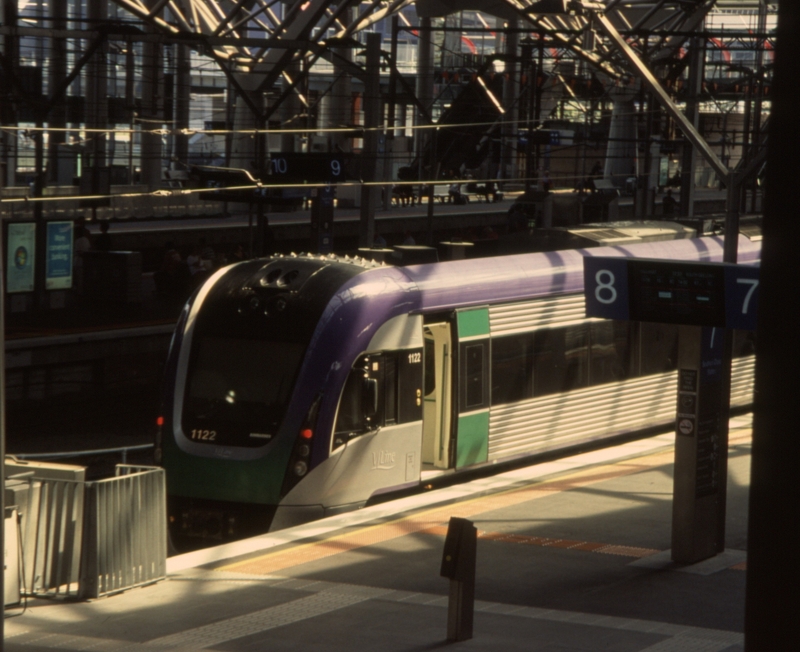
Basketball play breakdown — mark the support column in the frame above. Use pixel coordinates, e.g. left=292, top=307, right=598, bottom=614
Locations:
left=416, top=17, right=435, bottom=239
left=501, top=20, right=518, bottom=184
left=415, top=17, right=434, bottom=180
left=359, top=33, right=381, bottom=248
left=329, top=6, right=355, bottom=153
left=605, top=87, right=638, bottom=188
left=280, top=59, right=302, bottom=153
left=47, top=0, right=68, bottom=184
left=140, top=9, right=163, bottom=189
left=745, top=1, right=800, bottom=647
left=229, top=77, right=263, bottom=174
left=672, top=326, right=730, bottom=563
left=85, top=0, right=108, bottom=185
left=1, top=0, right=19, bottom=187
left=382, top=15, right=399, bottom=210
left=679, top=36, right=703, bottom=217
left=173, top=44, right=191, bottom=169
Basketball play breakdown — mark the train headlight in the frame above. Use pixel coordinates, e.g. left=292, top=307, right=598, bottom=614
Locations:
left=280, top=394, right=321, bottom=497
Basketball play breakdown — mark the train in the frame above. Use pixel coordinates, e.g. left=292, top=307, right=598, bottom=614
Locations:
left=156, top=233, right=760, bottom=545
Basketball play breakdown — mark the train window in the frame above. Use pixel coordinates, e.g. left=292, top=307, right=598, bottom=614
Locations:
left=533, top=325, right=589, bottom=397
left=461, top=341, right=489, bottom=410
left=184, top=337, right=305, bottom=446
left=334, top=353, right=403, bottom=441
left=384, top=355, right=398, bottom=425
left=589, top=321, right=634, bottom=386
left=424, top=337, right=436, bottom=397
left=640, top=322, right=679, bottom=375
left=334, top=365, right=367, bottom=435
left=491, top=334, right=532, bottom=406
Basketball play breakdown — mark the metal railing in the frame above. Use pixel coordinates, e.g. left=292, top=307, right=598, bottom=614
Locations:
left=4, top=459, right=166, bottom=600
left=79, top=465, right=167, bottom=599
left=12, top=443, right=154, bottom=464
left=21, top=477, right=84, bottom=597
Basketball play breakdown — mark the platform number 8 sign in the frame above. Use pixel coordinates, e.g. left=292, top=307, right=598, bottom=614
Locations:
left=584, top=257, right=630, bottom=320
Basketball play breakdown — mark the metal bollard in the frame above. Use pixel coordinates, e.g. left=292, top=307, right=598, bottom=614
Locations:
left=440, top=516, right=477, bottom=641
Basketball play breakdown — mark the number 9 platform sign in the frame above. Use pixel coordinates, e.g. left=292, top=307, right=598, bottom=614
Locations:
left=583, top=256, right=759, bottom=331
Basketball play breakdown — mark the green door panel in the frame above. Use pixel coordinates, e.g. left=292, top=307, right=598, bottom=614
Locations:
left=456, top=411, right=489, bottom=467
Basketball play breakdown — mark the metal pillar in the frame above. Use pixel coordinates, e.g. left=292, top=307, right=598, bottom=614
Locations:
left=359, top=32, right=381, bottom=248
left=672, top=325, right=730, bottom=563
left=280, top=60, right=301, bottom=153
left=329, top=6, right=355, bottom=154
left=1, top=0, right=19, bottom=187
left=679, top=37, right=703, bottom=218
left=86, top=0, right=108, bottom=163
left=416, top=18, right=435, bottom=242
left=501, top=20, right=518, bottom=185
left=521, top=41, right=534, bottom=192
left=745, top=0, right=800, bottom=647
left=0, top=164, right=6, bottom=638
left=174, top=44, right=191, bottom=168
left=605, top=92, right=637, bottom=188
left=47, top=0, right=68, bottom=185
left=415, top=17, right=434, bottom=180
left=382, top=15, right=399, bottom=210
left=140, top=7, right=163, bottom=189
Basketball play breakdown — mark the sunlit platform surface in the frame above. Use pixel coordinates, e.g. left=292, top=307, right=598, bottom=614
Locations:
left=4, top=414, right=753, bottom=651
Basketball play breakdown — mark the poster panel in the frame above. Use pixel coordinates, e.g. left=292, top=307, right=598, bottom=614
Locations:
left=45, top=221, right=74, bottom=290
left=6, top=222, right=36, bottom=293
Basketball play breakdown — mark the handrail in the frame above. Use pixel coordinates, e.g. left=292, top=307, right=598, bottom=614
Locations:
left=9, top=443, right=154, bottom=462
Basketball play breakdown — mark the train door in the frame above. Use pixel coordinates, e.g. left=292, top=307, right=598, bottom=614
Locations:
left=422, top=323, right=453, bottom=469
left=454, top=307, right=490, bottom=468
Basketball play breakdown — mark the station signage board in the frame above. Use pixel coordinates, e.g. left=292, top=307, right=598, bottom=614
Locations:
left=584, top=256, right=759, bottom=330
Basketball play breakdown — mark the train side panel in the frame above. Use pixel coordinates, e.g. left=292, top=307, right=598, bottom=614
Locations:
left=272, top=314, right=425, bottom=529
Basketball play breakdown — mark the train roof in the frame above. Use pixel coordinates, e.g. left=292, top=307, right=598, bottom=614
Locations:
left=394, top=234, right=761, bottom=313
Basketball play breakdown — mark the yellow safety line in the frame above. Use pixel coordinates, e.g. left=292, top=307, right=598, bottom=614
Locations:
left=219, top=429, right=752, bottom=576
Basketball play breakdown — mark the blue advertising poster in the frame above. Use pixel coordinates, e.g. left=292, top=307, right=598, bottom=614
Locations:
left=45, top=221, right=74, bottom=290
left=6, top=222, right=36, bottom=293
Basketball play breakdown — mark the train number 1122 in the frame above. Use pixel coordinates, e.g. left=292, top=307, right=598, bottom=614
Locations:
left=191, top=429, right=217, bottom=441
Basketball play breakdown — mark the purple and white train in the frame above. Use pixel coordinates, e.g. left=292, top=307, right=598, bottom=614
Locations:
left=157, top=234, right=759, bottom=544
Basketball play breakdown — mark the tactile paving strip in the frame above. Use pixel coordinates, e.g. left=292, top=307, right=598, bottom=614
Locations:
left=425, top=524, right=660, bottom=558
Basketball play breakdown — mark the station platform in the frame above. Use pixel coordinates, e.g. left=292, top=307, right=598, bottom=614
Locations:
left=3, top=414, right=753, bottom=651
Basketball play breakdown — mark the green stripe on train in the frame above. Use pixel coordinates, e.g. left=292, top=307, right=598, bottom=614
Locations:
left=457, top=307, right=490, bottom=339
left=163, top=436, right=294, bottom=504
left=456, top=411, right=489, bottom=467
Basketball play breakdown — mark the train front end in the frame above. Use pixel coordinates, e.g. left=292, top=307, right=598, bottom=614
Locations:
left=158, top=255, right=369, bottom=546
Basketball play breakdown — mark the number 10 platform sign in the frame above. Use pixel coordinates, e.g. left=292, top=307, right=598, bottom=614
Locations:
left=584, top=256, right=759, bottom=331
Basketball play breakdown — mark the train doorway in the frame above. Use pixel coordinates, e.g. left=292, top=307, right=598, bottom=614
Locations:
left=422, top=323, right=453, bottom=470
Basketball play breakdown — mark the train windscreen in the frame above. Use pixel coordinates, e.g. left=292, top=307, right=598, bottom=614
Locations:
left=183, top=337, right=306, bottom=447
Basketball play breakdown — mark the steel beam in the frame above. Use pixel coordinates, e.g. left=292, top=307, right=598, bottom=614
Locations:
left=593, top=10, right=730, bottom=182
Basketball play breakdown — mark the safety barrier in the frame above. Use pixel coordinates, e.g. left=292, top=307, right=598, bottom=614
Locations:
left=79, top=465, right=167, bottom=599
left=31, top=478, right=85, bottom=597
left=5, top=460, right=85, bottom=598
left=4, top=459, right=166, bottom=600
